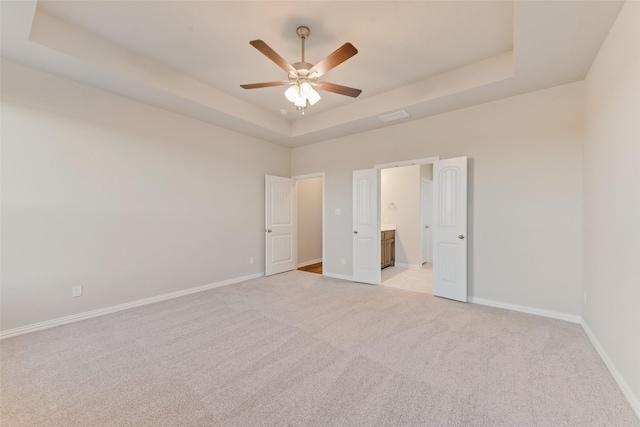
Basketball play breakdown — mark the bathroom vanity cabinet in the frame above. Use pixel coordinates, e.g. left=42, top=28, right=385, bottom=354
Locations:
left=381, top=230, right=395, bottom=269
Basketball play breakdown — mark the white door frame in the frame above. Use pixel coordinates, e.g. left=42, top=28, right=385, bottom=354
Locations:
left=292, top=172, right=325, bottom=275
left=374, top=156, right=469, bottom=302
left=375, top=157, right=441, bottom=170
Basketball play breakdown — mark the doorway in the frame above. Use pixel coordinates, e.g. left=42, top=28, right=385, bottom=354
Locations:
left=351, top=156, right=467, bottom=301
left=295, top=174, right=324, bottom=275
left=379, top=164, right=433, bottom=294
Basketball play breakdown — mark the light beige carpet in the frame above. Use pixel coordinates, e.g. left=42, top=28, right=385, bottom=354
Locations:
left=1, top=271, right=638, bottom=426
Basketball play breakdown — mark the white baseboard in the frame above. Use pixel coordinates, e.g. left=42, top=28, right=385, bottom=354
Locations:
left=468, top=296, right=582, bottom=324
left=0, top=272, right=264, bottom=340
left=322, top=272, right=353, bottom=281
left=297, top=258, right=322, bottom=268
left=394, top=263, right=422, bottom=270
left=581, top=320, right=640, bottom=420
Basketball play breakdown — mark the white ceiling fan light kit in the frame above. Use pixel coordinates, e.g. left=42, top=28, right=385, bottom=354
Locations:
left=240, top=25, right=362, bottom=115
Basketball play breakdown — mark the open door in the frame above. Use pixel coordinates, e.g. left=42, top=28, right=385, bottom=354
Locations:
left=421, top=177, right=433, bottom=264
left=352, top=169, right=381, bottom=285
left=432, top=157, right=468, bottom=302
left=265, top=175, right=296, bottom=276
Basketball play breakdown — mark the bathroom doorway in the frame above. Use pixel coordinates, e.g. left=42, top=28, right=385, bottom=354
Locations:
left=379, top=164, right=433, bottom=294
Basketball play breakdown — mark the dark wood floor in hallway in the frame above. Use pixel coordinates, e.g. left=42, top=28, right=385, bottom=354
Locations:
left=298, top=262, right=322, bottom=274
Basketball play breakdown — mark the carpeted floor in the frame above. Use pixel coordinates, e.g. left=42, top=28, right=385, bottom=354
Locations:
left=1, top=271, right=638, bottom=426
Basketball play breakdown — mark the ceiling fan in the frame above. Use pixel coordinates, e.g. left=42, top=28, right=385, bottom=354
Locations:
left=240, top=26, right=362, bottom=113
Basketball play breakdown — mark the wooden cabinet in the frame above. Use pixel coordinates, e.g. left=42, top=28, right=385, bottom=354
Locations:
left=381, top=230, right=395, bottom=269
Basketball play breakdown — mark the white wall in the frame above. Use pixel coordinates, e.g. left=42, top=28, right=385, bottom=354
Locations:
left=292, top=81, right=584, bottom=316
left=0, top=60, right=290, bottom=331
left=296, top=177, right=323, bottom=266
left=381, top=165, right=421, bottom=267
left=583, top=0, right=640, bottom=413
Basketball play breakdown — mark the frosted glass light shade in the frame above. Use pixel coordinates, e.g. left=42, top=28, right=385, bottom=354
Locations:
left=307, top=89, right=321, bottom=105
left=300, top=82, right=313, bottom=96
left=285, top=82, right=320, bottom=110
left=284, top=85, right=300, bottom=102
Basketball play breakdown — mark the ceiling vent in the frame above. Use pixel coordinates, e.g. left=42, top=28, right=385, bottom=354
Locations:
left=378, top=110, right=410, bottom=122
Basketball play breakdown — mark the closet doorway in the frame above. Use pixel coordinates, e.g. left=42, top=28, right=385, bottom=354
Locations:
left=294, top=174, right=324, bottom=275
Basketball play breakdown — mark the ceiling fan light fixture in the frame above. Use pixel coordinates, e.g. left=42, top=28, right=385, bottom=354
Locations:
left=284, top=85, right=300, bottom=102
left=242, top=26, right=361, bottom=115
left=307, top=89, right=321, bottom=105
left=299, top=81, right=313, bottom=96
left=285, top=81, right=320, bottom=108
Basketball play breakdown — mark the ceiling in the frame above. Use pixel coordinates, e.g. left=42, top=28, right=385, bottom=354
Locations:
left=1, top=1, right=624, bottom=147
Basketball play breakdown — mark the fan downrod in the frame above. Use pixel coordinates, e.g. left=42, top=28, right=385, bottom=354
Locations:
left=296, top=26, right=311, bottom=64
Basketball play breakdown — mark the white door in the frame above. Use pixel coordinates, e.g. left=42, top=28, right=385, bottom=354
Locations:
left=265, top=175, right=296, bottom=276
left=352, top=169, right=380, bottom=285
left=432, top=157, right=467, bottom=302
left=421, top=177, right=433, bottom=264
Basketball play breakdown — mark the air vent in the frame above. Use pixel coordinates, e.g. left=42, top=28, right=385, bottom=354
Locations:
left=378, top=110, right=410, bottom=122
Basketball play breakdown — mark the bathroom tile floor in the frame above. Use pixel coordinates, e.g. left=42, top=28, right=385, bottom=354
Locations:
left=381, top=263, right=432, bottom=294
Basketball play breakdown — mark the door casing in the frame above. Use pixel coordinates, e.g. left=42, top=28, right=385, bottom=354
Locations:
left=293, top=173, right=325, bottom=272
left=372, top=156, right=469, bottom=302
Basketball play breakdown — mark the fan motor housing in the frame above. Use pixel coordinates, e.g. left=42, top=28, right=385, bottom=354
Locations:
left=293, top=62, right=314, bottom=72
left=290, top=62, right=317, bottom=83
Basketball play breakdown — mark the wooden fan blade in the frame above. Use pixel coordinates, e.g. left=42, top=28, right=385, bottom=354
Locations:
left=250, top=40, right=296, bottom=74
left=317, top=81, right=362, bottom=98
left=240, top=81, right=288, bottom=89
left=309, top=43, right=358, bottom=78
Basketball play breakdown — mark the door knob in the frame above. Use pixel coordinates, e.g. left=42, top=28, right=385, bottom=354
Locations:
left=425, top=226, right=430, bottom=229
left=458, top=234, right=465, bottom=239
left=353, top=231, right=358, bottom=234
left=266, top=229, right=272, bottom=233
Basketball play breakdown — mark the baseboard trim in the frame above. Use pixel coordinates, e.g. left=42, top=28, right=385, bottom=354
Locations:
left=581, top=320, right=640, bottom=419
left=468, top=297, right=582, bottom=324
left=322, top=272, right=353, bottom=281
left=394, top=263, right=422, bottom=270
left=297, top=258, right=322, bottom=268
left=0, top=272, right=265, bottom=340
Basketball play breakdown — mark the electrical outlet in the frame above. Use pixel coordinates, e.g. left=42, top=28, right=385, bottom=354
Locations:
left=72, top=285, right=83, bottom=298
left=341, top=257, right=346, bottom=265
left=583, top=292, right=587, bottom=305
left=249, top=257, right=255, bottom=264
